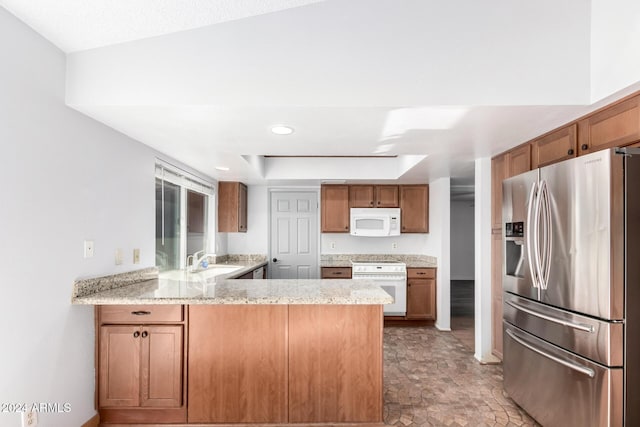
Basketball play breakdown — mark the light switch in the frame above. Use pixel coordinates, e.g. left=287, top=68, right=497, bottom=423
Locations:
left=115, top=248, right=123, bottom=265
left=133, top=248, right=140, bottom=264
left=83, top=240, right=94, bottom=258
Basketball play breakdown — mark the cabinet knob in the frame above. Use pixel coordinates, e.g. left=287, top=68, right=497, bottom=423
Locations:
left=581, top=144, right=589, bottom=150
left=377, top=201, right=380, bottom=205
left=133, top=331, right=140, bottom=338
left=141, top=331, right=148, bottom=338
left=567, top=148, right=574, bottom=155
left=345, top=226, right=348, bottom=230
left=370, top=201, right=374, bottom=206
left=131, top=310, right=151, bottom=316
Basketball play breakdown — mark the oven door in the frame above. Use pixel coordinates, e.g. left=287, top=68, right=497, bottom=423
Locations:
left=375, top=278, right=406, bottom=316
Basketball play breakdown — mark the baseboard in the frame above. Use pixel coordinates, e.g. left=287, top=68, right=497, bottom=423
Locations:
left=81, top=413, right=100, bottom=427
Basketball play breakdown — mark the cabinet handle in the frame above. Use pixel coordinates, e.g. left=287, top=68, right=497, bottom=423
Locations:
left=567, top=148, right=574, bottom=155
left=131, top=311, right=151, bottom=316
left=141, top=331, right=148, bottom=338
left=334, top=271, right=343, bottom=275
left=581, top=144, right=589, bottom=150
left=417, top=272, right=426, bottom=275
left=133, top=331, right=140, bottom=338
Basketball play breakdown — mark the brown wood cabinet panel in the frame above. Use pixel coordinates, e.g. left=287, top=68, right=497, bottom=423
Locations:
left=406, top=278, right=436, bottom=320
left=491, top=154, right=507, bottom=230
left=187, top=305, right=288, bottom=423
left=349, top=185, right=375, bottom=208
left=375, top=185, right=399, bottom=207
left=578, top=95, right=640, bottom=155
left=99, top=326, right=141, bottom=408
left=321, top=185, right=350, bottom=232
left=407, top=268, right=436, bottom=279
left=100, top=305, right=183, bottom=324
left=288, top=305, right=383, bottom=423
left=531, top=124, right=577, bottom=168
left=321, top=267, right=352, bottom=279
left=506, top=144, right=531, bottom=178
left=218, top=181, right=248, bottom=232
left=399, top=185, right=429, bottom=233
left=491, top=229, right=503, bottom=359
left=140, top=326, right=183, bottom=408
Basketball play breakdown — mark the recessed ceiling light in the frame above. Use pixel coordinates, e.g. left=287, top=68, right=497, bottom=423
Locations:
left=271, top=125, right=294, bottom=135
left=215, top=166, right=229, bottom=171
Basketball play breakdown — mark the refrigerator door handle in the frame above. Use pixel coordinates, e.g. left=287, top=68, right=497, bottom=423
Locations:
left=539, top=180, right=553, bottom=290
left=506, top=328, right=595, bottom=378
left=533, top=181, right=545, bottom=289
left=505, top=300, right=595, bottom=333
left=526, top=182, right=540, bottom=288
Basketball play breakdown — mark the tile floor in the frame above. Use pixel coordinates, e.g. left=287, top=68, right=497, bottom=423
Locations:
left=383, top=326, right=539, bottom=427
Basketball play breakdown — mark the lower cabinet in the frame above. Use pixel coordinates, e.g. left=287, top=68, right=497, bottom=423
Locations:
left=406, top=268, right=436, bottom=320
left=321, top=266, right=352, bottom=278
left=96, top=306, right=187, bottom=424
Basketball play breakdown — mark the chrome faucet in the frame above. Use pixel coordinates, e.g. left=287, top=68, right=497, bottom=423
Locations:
left=189, top=250, right=211, bottom=272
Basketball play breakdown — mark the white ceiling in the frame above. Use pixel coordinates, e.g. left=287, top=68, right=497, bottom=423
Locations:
left=4, top=0, right=640, bottom=184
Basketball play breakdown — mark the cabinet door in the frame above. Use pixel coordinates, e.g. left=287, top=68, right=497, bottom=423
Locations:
left=321, top=185, right=350, bottom=232
left=349, top=185, right=374, bottom=208
left=99, top=326, right=141, bottom=407
left=531, top=124, right=577, bottom=168
left=238, top=183, right=248, bottom=232
left=406, top=278, right=436, bottom=320
left=578, top=95, right=640, bottom=155
left=507, top=144, right=531, bottom=177
left=399, top=185, right=429, bottom=233
left=375, top=185, right=399, bottom=207
left=491, top=155, right=507, bottom=230
left=140, top=325, right=183, bottom=407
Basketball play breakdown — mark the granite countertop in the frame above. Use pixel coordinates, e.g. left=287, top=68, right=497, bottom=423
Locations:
left=320, top=254, right=438, bottom=268
left=71, top=255, right=392, bottom=306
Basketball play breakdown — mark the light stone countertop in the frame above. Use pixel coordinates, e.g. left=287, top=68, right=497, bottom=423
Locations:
left=72, top=277, right=393, bottom=305
left=320, top=254, right=437, bottom=268
left=71, top=256, right=393, bottom=305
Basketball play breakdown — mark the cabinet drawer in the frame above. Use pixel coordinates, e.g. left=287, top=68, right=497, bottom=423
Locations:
left=100, top=305, right=184, bottom=324
left=407, top=268, right=435, bottom=279
left=321, top=267, right=352, bottom=279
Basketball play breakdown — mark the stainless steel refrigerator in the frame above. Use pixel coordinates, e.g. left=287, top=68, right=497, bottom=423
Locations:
left=502, top=147, right=640, bottom=427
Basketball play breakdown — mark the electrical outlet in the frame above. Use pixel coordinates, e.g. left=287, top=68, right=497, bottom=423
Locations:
left=133, top=248, right=140, bottom=264
left=21, top=408, right=38, bottom=427
left=115, top=248, right=123, bottom=265
left=330, top=242, right=336, bottom=249
left=391, top=242, right=398, bottom=249
left=84, top=240, right=94, bottom=258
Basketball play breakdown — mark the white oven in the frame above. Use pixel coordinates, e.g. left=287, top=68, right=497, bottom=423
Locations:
left=351, top=261, right=407, bottom=316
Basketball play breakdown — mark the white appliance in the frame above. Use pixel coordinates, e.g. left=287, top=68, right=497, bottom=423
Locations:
left=351, top=260, right=407, bottom=315
left=350, top=208, right=401, bottom=237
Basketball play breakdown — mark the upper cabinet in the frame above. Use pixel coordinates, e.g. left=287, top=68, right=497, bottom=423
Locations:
left=491, top=154, right=507, bottom=230
left=218, top=182, right=248, bottom=232
left=400, top=185, right=429, bottom=233
left=578, top=94, right=640, bottom=155
left=349, top=185, right=399, bottom=208
left=531, top=124, right=578, bottom=169
left=321, top=185, right=350, bottom=233
left=506, top=144, right=531, bottom=178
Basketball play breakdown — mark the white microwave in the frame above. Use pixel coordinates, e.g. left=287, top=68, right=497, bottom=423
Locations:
left=350, top=208, right=401, bottom=236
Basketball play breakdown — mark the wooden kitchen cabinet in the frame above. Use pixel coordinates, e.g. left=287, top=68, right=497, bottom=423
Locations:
left=531, top=124, right=578, bottom=168
left=321, top=267, right=352, bottom=279
left=349, top=185, right=399, bottom=208
left=491, top=154, right=507, bottom=230
left=506, top=144, right=531, bottom=178
left=578, top=94, right=640, bottom=155
left=321, top=185, right=350, bottom=232
left=399, top=185, right=429, bottom=233
left=218, top=181, right=248, bottom=232
left=406, top=268, right=436, bottom=320
left=97, top=306, right=186, bottom=424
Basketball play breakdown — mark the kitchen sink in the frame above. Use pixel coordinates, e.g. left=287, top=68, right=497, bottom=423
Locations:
left=159, top=265, right=244, bottom=281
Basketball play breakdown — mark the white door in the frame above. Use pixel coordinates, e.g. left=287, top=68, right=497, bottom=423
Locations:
left=270, top=191, right=319, bottom=279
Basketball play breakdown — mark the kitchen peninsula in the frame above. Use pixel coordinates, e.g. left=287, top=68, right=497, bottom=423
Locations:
left=72, top=263, right=392, bottom=426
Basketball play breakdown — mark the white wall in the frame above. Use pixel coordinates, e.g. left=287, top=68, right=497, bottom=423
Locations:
left=450, top=200, right=475, bottom=280
left=0, top=8, right=213, bottom=426
left=225, top=185, right=269, bottom=255
left=591, top=0, right=640, bottom=102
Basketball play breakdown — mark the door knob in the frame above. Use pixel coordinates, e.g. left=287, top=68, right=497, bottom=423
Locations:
left=272, top=258, right=278, bottom=262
